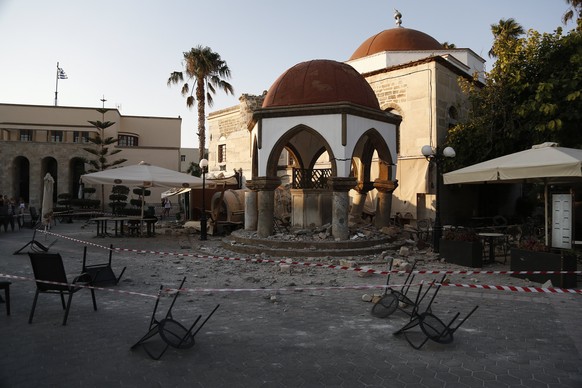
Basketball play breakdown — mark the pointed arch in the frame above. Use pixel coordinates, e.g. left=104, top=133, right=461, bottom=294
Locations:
left=266, top=124, right=337, bottom=178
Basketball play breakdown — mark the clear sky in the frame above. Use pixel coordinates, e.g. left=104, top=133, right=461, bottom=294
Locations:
left=0, top=0, right=574, bottom=148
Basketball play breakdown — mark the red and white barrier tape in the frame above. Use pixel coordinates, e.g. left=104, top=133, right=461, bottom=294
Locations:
left=440, top=282, right=582, bottom=294
left=37, top=229, right=582, bottom=277
left=0, top=273, right=157, bottom=299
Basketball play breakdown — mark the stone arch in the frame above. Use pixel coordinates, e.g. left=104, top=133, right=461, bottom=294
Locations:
left=41, top=156, right=58, bottom=202
left=265, top=124, right=337, bottom=178
left=70, top=158, right=86, bottom=198
left=13, top=156, right=30, bottom=202
left=352, top=128, right=394, bottom=183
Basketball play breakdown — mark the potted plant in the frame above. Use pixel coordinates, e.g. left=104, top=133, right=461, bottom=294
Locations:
left=510, top=236, right=577, bottom=288
left=439, top=228, right=483, bottom=267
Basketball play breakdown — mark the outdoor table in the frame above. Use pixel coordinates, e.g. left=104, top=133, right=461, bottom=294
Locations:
left=91, top=217, right=130, bottom=237
left=478, top=232, right=506, bottom=264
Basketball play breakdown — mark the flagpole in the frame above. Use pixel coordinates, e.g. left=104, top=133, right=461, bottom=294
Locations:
left=54, top=62, right=59, bottom=106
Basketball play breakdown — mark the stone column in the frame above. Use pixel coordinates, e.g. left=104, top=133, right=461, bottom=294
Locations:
left=374, top=179, right=398, bottom=228
left=349, top=181, right=375, bottom=219
left=329, top=177, right=357, bottom=240
left=249, top=177, right=281, bottom=238
left=244, top=181, right=258, bottom=231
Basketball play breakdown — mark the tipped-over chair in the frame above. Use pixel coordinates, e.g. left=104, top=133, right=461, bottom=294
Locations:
left=28, top=252, right=97, bottom=325
left=81, top=245, right=126, bottom=286
left=131, top=277, right=220, bottom=360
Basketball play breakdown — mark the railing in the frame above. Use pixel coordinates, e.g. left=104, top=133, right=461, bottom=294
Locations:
left=292, top=168, right=332, bottom=189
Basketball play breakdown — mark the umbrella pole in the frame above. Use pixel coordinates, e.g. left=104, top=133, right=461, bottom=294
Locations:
left=544, top=183, right=548, bottom=246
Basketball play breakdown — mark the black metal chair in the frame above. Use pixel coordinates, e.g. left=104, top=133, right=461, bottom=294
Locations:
left=28, top=252, right=97, bottom=325
left=131, top=277, right=220, bottom=360
left=371, top=260, right=439, bottom=319
left=13, top=225, right=57, bottom=255
left=394, top=305, right=479, bottom=350
left=81, top=245, right=126, bottom=286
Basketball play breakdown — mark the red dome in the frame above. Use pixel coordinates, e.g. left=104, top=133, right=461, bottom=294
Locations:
left=262, top=59, right=380, bottom=110
left=350, top=27, right=443, bottom=60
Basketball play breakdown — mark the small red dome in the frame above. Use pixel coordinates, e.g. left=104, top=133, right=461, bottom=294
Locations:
left=262, top=59, right=380, bottom=110
left=350, top=27, right=443, bottom=60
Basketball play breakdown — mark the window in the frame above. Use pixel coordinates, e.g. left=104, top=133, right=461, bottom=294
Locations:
left=50, top=130, right=63, bottom=142
left=73, top=131, right=90, bottom=143
left=118, top=134, right=138, bottom=147
left=218, top=144, right=226, bottom=163
left=180, top=155, right=186, bottom=162
left=20, top=129, right=32, bottom=142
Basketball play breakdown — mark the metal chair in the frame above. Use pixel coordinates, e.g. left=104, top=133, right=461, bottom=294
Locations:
left=81, top=245, right=126, bottom=286
left=131, top=277, right=220, bottom=360
left=28, top=252, right=97, bottom=325
left=394, top=305, right=479, bottom=350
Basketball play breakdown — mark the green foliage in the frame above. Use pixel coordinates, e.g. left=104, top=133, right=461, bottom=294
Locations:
left=57, top=193, right=72, bottom=207
left=445, top=19, right=582, bottom=170
left=132, top=188, right=151, bottom=197
left=83, top=108, right=127, bottom=173
left=168, top=45, right=234, bottom=165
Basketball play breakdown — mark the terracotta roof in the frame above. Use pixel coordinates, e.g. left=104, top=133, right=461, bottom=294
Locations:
left=350, top=27, right=443, bottom=60
left=262, top=59, right=380, bottom=110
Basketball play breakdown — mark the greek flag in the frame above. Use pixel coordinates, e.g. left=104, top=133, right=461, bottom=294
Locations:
left=58, top=68, right=68, bottom=79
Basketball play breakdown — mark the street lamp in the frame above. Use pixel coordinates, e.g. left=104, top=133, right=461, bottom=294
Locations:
left=421, top=145, right=456, bottom=253
left=199, top=158, right=208, bottom=241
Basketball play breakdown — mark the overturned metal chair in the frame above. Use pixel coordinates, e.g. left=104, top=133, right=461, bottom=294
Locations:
left=371, top=259, right=435, bottom=318
left=81, top=245, right=126, bottom=286
left=393, top=279, right=479, bottom=349
left=28, top=252, right=97, bottom=325
left=14, top=225, right=58, bottom=255
left=131, top=277, right=220, bottom=360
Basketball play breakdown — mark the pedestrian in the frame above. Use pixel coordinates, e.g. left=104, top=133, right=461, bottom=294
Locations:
left=163, top=198, right=171, bottom=218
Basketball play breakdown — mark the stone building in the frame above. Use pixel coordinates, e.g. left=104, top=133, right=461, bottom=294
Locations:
left=0, top=103, right=182, bottom=208
left=207, top=13, right=485, bottom=227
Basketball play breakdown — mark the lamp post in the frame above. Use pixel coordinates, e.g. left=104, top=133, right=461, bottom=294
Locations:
left=199, top=158, right=208, bottom=241
left=421, top=145, right=456, bottom=253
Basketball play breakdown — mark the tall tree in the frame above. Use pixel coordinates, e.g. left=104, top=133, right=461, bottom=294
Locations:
left=488, top=18, right=525, bottom=58
left=563, top=0, right=582, bottom=26
left=445, top=19, right=582, bottom=170
left=83, top=107, right=127, bottom=210
left=168, top=46, right=234, bottom=162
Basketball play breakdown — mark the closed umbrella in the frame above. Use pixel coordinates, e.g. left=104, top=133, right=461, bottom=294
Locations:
left=42, top=173, right=55, bottom=227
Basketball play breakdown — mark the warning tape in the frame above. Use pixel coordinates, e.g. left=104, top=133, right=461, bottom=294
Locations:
left=0, top=273, right=158, bottom=299
left=37, top=229, right=582, bottom=276
left=3, top=269, right=582, bottom=297
left=440, top=282, right=582, bottom=294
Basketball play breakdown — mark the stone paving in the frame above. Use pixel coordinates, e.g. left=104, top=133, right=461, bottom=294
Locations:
left=0, top=220, right=581, bottom=388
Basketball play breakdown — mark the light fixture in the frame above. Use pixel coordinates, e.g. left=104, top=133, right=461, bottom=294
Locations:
left=199, top=158, right=208, bottom=241
left=421, top=145, right=456, bottom=253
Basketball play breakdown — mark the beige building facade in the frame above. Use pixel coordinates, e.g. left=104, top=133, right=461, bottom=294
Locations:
left=0, top=103, right=182, bottom=208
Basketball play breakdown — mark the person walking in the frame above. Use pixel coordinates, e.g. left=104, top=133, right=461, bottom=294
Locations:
left=163, top=198, right=171, bottom=218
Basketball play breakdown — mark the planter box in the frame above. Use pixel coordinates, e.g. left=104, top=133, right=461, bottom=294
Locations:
left=439, top=239, right=483, bottom=268
left=510, top=248, right=577, bottom=288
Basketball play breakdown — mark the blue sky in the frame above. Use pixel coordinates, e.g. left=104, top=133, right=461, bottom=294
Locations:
left=0, top=0, right=574, bottom=148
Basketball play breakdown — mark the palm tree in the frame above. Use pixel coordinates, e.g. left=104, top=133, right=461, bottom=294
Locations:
left=488, top=18, right=525, bottom=58
left=168, top=46, right=234, bottom=162
left=563, top=0, right=582, bottom=25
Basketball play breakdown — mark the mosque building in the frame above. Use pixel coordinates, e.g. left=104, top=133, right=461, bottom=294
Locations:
left=207, top=12, right=485, bottom=231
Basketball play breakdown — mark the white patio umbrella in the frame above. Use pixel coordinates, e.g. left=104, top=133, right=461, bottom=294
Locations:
left=443, top=142, right=582, bottom=185
left=80, top=161, right=213, bottom=218
left=443, top=142, right=582, bottom=247
left=41, top=173, right=55, bottom=227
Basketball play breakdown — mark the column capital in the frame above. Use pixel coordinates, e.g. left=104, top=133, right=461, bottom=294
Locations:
left=374, top=179, right=398, bottom=193
left=328, top=177, right=357, bottom=192
left=246, top=176, right=281, bottom=191
left=354, top=181, right=375, bottom=194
